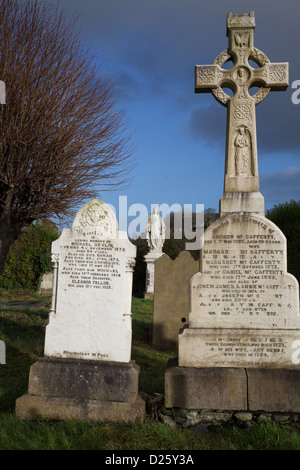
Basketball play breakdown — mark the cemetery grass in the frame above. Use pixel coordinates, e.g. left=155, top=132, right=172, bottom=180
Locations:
left=0, top=296, right=300, bottom=450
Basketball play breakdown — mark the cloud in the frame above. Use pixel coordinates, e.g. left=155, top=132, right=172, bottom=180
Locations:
left=185, top=102, right=225, bottom=147
left=260, top=166, right=300, bottom=205
left=115, top=69, right=143, bottom=100
left=38, top=0, right=300, bottom=208
left=186, top=88, right=300, bottom=156
left=256, top=93, right=300, bottom=154
left=58, top=2, right=300, bottom=106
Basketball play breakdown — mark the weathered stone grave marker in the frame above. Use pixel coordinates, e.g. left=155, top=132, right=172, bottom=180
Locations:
left=195, top=10, right=288, bottom=216
left=38, top=271, right=53, bottom=294
left=152, top=251, right=198, bottom=349
left=165, top=12, right=300, bottom=414
left=16, top=199, right=145, bottom=422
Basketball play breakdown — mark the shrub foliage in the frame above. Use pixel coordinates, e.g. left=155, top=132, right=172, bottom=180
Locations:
left=0, top=221, right=60, bottom=290
left=266, top=200, right=300, bottom=283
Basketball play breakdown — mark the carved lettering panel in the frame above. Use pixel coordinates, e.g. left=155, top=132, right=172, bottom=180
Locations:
left=190, top=214, right=300, bottom=330
left=60, top=236, right=124, bottom=291
left=179, top=327, right=300, bottom=368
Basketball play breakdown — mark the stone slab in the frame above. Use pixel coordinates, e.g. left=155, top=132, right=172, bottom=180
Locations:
left=165, top=361, right=300, bottom=413
left=178, top=327, right=300, bottom=368
left=219, top=191, right=264, bottom=216
left=38, top=272, right=53, bottom=293
left=153, top=251, right=199, bottom=349
left=248, top=368, right=300, bottom=412
left=15, top=394, right=145, bottom=423
left=44, top=199, right=136, bottom=363
left=27, top=358, right=140, bottom=403
left=165, top=358, right=247, bottom=410
left=189, top=213, right=300, bottom=330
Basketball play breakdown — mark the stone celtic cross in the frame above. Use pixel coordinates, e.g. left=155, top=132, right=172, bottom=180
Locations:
left=195, top=12, right=288, bottom=198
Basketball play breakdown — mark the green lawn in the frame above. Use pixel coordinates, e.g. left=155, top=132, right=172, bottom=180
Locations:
left=0, top=294, right=300, bottom=450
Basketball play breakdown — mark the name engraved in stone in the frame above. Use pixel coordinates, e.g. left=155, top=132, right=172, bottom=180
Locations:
left=190, top=214, right=299, bottom=329
left=203, top=333, right=289, bottom=367
left=206, top=336, right=287, bottom=358
left=60, top=236, right=123, bottom=290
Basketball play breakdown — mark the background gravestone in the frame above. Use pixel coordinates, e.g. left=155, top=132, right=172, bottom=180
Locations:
left=38, top=272, right=53, bottom=295
left=152, top=251, right=198, bottom=349
left=16, top=199, right=145, bottom=423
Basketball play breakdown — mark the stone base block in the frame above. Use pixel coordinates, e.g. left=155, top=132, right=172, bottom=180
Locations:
left=144, top=250, right=164, bottom=297
left=15, top=357, right=145, bottom=423
left=165, top=359, right=300, bottom=413
left=248, top=368, right=300, bottom=412
left=165, top=359, right=247, bottom=410
left=15, top=394, right=145, bottom=423
left=26, top=357, right=140, bottom=403
left=219, top=191, right=264, bottom=216
left=178, top=327, right=300, bottom=369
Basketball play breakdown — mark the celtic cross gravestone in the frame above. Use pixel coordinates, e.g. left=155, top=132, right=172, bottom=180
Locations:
left=195, top=11, right=288, bottom=215
left=165, top=13, right=300, bottom=416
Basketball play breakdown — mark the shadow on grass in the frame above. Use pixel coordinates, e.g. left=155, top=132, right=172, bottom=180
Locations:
left=131, top=298, right=177, bottom=397
left=1, top=298, right=300, bottom=450
left=0, top=299, right=175, bottom=410
left=0, top=299, right=177, bottom=411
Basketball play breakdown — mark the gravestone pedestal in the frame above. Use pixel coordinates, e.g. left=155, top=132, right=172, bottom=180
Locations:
left=144, top=208, right=166, bottom=299
left=16, top=200, right=145, bottom=423
left=144, top=250, right=164, bottom=299
left=219, top=191, right=265, bottom=217
left=16, top=358, right=144, bottom=423
left=166, top=212, right=300, bottom=412
left=152, top=251, right=199, bottom=349
left=166, top=361, right=300, bottom=413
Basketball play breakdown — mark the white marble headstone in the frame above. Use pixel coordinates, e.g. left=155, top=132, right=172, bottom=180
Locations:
left=44, top=199, right=136, bottom=363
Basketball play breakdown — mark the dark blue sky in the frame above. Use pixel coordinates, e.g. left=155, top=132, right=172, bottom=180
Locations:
left=46, top=0, right=300, bottom=228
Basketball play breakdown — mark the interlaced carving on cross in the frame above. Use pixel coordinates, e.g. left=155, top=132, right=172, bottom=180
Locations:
left=195, top=12, right=288, bottom=193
